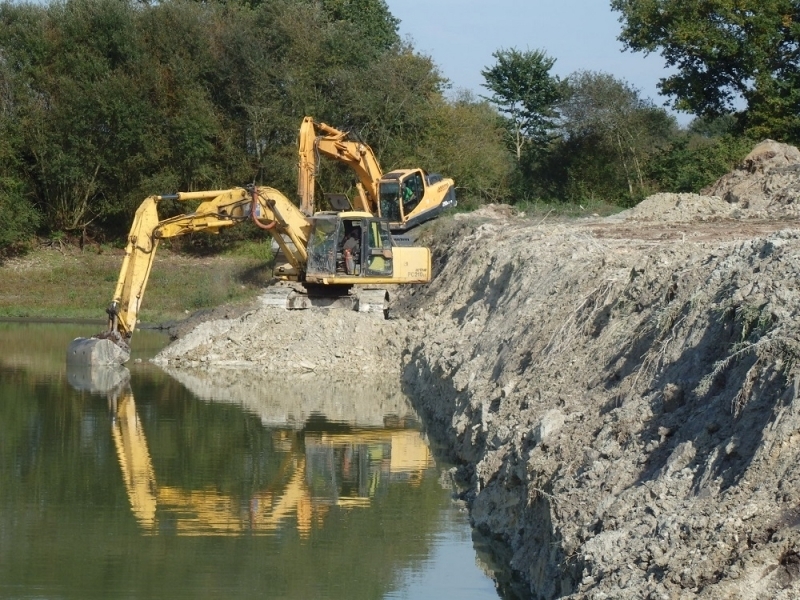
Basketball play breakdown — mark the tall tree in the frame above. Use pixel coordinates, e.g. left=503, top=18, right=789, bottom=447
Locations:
left=611, top=0, right=800, bottom=142
left=558, top=71, right=676, bottom=198
left=418, top=91, right=513, bottom=205
left=481, top=48, right=562, bottom=162
left=320, top=0, right=399, bottom=55
left=0, top=59, right=39, bottom=250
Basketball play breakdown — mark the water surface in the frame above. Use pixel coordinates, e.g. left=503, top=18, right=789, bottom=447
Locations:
left=0, top=323, right=508, bottom=599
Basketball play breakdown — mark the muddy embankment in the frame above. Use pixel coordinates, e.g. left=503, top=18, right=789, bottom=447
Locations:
left=156, top=141, right=800, bottom=599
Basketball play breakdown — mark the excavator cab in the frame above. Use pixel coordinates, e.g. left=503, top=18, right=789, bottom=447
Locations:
left=305, top=214, right=394, bottom=280
left=378, top=169, right=450, bottom=232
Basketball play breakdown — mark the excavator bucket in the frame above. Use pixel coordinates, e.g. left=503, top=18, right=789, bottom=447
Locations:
left=67, top=337, right=131, bottom=366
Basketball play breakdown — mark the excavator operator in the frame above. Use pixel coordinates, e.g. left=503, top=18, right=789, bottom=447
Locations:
left=343, top=226, right=361, bottom=275
left=402, top=173, right=423, bottom=214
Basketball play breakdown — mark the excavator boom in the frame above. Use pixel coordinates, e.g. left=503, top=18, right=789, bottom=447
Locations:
left=297, top=117, right=456, bottom=232
left=298, top=116, right=382, bottom=216
left=104, top=187, right=310, bottom=345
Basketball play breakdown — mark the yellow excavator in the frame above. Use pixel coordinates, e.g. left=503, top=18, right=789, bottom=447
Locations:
left=298, top=117, right=457, bottom=232
left=109, top=382, right=432, bottom=535
left=88, top=185, right=431, bottom=360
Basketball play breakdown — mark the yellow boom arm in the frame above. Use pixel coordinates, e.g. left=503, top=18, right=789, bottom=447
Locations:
left=297, top=116, right=457, bottom=232
left=104, top=187, right=310, bottom=345
left=298, top=116, right=383, bottom=216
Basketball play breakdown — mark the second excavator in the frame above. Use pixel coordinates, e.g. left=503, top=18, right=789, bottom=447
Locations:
left=298, top=117, right=456, bottom=232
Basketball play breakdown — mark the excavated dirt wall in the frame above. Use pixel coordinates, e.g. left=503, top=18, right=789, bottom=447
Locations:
left=155, top=141, right=800, bottom=599
left=398, top=205, right=800, bottom=599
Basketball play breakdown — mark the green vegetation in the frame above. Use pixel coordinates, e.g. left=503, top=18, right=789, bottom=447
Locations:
left=0, top=244, right=270, bottom=322
left=0, top=0, right=781, bottom=256
left=612, top=0, right=800, bottom=142
left=0, top=0, right=506, bottom=252
left=539, top=70, right=679, bottom=205
left=481, top=48, right=563, bottom=163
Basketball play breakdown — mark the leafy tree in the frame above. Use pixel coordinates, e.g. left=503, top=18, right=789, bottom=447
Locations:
left=418, top=91, right=513, bottom=205
left=647, top=133, right=753, bottom=193
left=332, top=46, right=446, bottom=163
left=557, top=71, right=676, bottom=200
left=611, top=0, right=800, bottom=142
left=481, top=48, right=562, bottom=162
left=320, top=0, right=400, bottom=55
left=0, top=48, right=39, bottom=250
left=686, top=114, right=741, bottom=138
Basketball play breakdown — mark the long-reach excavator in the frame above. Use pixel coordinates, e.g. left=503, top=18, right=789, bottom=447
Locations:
left=84, top=185, right=431, bottom=362
left=298, top=117, right=456, bottom=232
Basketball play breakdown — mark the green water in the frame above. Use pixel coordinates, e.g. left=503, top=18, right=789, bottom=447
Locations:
left=0, top=322, right=506, bottom=599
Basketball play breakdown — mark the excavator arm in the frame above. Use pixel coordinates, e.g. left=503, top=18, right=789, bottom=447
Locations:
left=297, top=116, right=457, bottom=232
left=102, top=187, right=311, bottom=348
left=298, top=116, right=383, bottom=216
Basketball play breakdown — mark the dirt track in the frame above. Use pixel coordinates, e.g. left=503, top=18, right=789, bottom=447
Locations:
left=157, top=141, right=800, bottom=599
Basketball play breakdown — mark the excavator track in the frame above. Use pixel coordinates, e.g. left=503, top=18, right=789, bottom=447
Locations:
left=259, top=283, right=388, bottom=314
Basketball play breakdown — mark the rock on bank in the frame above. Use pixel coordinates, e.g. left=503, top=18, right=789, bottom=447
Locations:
left=400, top=202, right=800, bottom=599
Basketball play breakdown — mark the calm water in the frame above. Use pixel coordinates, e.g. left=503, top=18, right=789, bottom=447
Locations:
left=0, top=322, right=509, bottom=600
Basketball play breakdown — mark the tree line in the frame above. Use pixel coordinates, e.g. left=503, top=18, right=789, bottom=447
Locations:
left=0, top=0, right=509, bottom=250
left=0, top=0, right=792, bottom=253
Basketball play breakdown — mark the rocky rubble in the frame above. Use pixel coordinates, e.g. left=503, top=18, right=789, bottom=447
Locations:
left=703, top=139, right=800, bottom=218
left=154, top=306, right=405, bottom=374
left=155, top=141, right=800, bottom=599
left=399, top=207, right=800, bottom=599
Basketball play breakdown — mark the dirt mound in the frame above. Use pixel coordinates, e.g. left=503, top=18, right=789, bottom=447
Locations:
left=610, top=140, right=800, bottom=225
left=401, top=215, right=800, bottom=599
left=704, top=139, right=800, bottom=217
left=453, top=203, right=519, bottom=221
left=611, top=192, right=738, bottom=223
left=153, top=302, right=406, bottom=374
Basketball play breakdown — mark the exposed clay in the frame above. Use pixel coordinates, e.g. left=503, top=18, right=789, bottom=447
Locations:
left=156, top=141, right=800, bottom=599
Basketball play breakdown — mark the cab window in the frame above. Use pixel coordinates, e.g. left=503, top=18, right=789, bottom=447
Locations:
left=401, top=172, right=424, bottom=214
left=306, top=217, right=339, bottom=275
left=365, top=220, right=393, bottom=276
left=379, top=181, right=401, bottom=222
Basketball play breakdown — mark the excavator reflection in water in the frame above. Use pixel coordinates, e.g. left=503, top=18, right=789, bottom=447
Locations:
left=105, top=374, right=433, bottom=536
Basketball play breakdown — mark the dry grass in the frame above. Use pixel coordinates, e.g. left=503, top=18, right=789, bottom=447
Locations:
left=0, top=245, right=272, bottom=324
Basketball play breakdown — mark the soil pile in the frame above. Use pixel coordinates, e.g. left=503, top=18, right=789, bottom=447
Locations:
left=704, top=139, right=800, bottom=218
left=609, top=193, right=738, bottom=222
left=154, top=140, right=800, bottom=599
left=153, top=305, right=405, bottom=375
left=400, top=213, right=800, bottom=599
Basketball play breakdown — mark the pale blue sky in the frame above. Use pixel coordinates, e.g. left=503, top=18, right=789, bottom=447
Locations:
left=386, top=0, right=691, bottom=125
